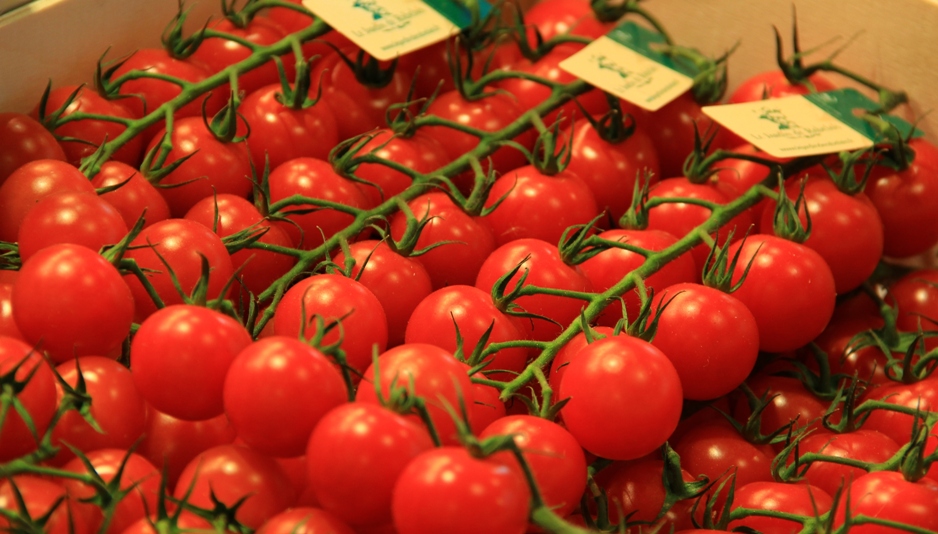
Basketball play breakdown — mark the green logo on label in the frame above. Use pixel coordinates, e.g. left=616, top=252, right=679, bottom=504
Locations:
left=353, top=0, right=391, bottom=20
left=758, top=108, right=793, bottom=130
left=594, top=54, right=630, bottom=79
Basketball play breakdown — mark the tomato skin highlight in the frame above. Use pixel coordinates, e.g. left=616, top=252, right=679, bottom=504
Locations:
left=0, top=112, right=66, bottom=184
left=558, top=335, right=683, bottom=460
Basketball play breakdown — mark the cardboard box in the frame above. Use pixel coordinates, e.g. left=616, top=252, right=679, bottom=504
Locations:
left=1, top=0, right=935, bottom=140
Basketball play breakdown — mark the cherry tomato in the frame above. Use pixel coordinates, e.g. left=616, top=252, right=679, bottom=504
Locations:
left=187, top=17, right=285, bottom=97
left=223, top=336, right=347, bottom=458
left=131, top=304, right=252, bottom=421
left=392, top=447, right=531, bottom=534
left=0, top=112, right=66, bottom=184
left=0, top=476, right=90, bottom=534
left=0, top=159, right=94, bottom=242
left=17, top=191, right=128, bottom=261
left=728, top=70, right=837, bottom=104
left=790, top=429, right=900, bottom=497
left=351, top=128, right=449, bottom=208
left=13, top=243, right=133, bottom=363
left=558, top=335, right=683, bottom=460
left=255, top=507, right=355, bottom=534
left=0, top=337, right=56, bottom=462
left=90, top=161, right=171, bottom=229
left=832, top=471, right=938, bottom=534
left=729, top=481, right=833, bottom=534
left=595, top=457, right=697, bottom=530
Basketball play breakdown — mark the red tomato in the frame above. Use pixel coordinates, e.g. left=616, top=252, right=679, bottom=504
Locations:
left=272, top=273, right=388, bottom=376
left=255, top=507, right=355, bottom=534
left=267, top=157, right=370, bottom=251
left=239, top=82, right=339, bottom=172
left=120, top=512, right=211, bottom=534
left=174, top=444, right=296, bottom=529
left=759, top=175, right=884, bottom=293
left=0, top=284, right=24, bottom=340
left=727, top=234, right=836, bottom=352
left=0, top=476, right=91, bottom=534
left=62, top=449, right=161, bottom=534
left=123, top=218, right=235, bottom=320
left=594, top=457, right=697, bottom=530
left=469, top=373, right=507, bottom=433
left=187, top=17, right=285, bottom=97
left=734, top=374, right=829, bottom=440
left=548, top=326, right=616, bottom=393
left=563, top=116, right=661, bottom=224
left=646, top=176, right=753, bottom=269
left=136, top=407, right=236, bottom=488
left=12, top=243, right=133, bottom=363
left=888, top=268, right=938, bottom=336
left=650, top=282, right=760, bottom=400
left=861, top=378, right=938, bottom=445
left=50, top=357, right=146, bottom=464
left=404, top=285, right=530, bottom=381
left=578, top=228, right=698, bottom=327
left=355, top=343, right=474, bottom=446
left=523, top=0, right=613, bottom=40
left=483, top=164, right=598, bottom=246
left=17, top=191, right=128, bottom=261
left=351, top=128, right=449, bottom=208
left=0, top=159, right=94, bottom=242
left=90, top=161, right=171, bottom=229
left=183, top=194, right=297, bottom=298
left=131, top=304, right=252, bottom=420
left=558, top=335, right=683, bottom=460
left=0, top=337, right=56, bottom=461
left=223, top=336, right=347, bottom=458
left=728, top=70, right=837, bottom=104
left=392, top=447, right=531, bottom=534
left=259, top=0, right=352, bottom=80
left=32, top=84, right=143, bottom=167
left=0, top=112, right=66, bottom=184
left=388, top=192, right=497, bottom=289
left=305, top=403, right=434, bottom=527
left=475, top=238, right=592, bottom=342
left=480, top=415, right=587, bottom=519
left=144, top=116, right=253, bottom=217
left=791, top=430, right=900, bottom=497
left=729, top=481, right=833, bottom=534
left=833, top=471, right=938, bottom=534
left=333, top=240, right=433, bottom=347
left=645, top=92, right=736, bottom=179
left=864, top=138, right=938, bottom=258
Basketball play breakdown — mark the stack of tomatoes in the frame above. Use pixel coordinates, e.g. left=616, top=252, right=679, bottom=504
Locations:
left=1, top=0, right=937, bottom=532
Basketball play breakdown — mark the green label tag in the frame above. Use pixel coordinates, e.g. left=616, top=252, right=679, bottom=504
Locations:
left=303, top=0, right=491, bottom=60
left=559, top=21, right=694, bottom=111
left=804, top=88, right=922, bottom=141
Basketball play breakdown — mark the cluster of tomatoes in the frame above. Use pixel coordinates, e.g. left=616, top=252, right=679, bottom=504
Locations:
left=2, top=0, right=938, bottom=532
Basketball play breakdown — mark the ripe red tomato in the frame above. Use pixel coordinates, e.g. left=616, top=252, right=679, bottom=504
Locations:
left=0, top=113, right=66, bottom=184
left=790, top=429, right=900, bottom=497
left=734, top=373, right=829, bottom=440
left=32, top=84, right=143, bottom=167
left=123, top=218, right=235, bottom=320
left=174, top=444, right=296, bottom=529
left=267, top=157, right=370, bottom=251
left=0, top=337, right=56, bottom=462
left=13, top=243, right=133, bottom=363
left=351, top=128, right=449, bottom=208
left=388, top=192, right=497, bottom=288
left=727, top=234, right=836, bottom=352
left=578, top=228, right=698, bottom=327
left=548, top=325, right=616, bottom=393
left=864, top=138, right=938, bottom=258
left=90, top=161, right=171, bottom=229
left=187, top=17, right=285, bottom=97
left=0, top=476, right=91, bottom=534
left=650, top=282, right=760, bottom=400
left=523, top=0, right=613, bottom=40
left=50, top=356, right=147, bottom=465
left=392, top=447, right=531, bottom=534
left=728, top=70, right=837, bottom=104
left=404, top=285, right=530, bottom=381
left=833, top=471, right=938, bottom=534
left=223, top=336, right=347, bottom=458
left=558, top=335, right=683, bottom=460
left=333, top=240, right=433, bottom=347
left=729, top=481, right=833, bottom=534
left=131, top=304, right=252, bottom=421
left=17, top=191, right=128, bottom=261
left=239, top=82, right=339, bottom=172
left=594, top=457, right=697, bottom=530
left=272, top=273, right=388, bottom=376
left=355, top=343, right=474, bottom=446
left=645, top=92, right=736, bottom=179
left=475, top=238, right=592, bottom=342
left=0, top=284, right=24, bottom=340
left=861, top=378, right=938, bottom=445
left=255, top=507, right=355, bottom=534
left=135, top=407, right=236, bottom=488
left=0, top=159, right=95, bottom=242
left=483, top=164, right=598, bottom=246
left=144, top=116, right=253, bottom=217
left=759, top=175, right=884, bottom=293
left=305, top=403, right=434, bottom=528
left=480, top=415, right=587, bottom=519
left=61, top=449, right=161, bottom=534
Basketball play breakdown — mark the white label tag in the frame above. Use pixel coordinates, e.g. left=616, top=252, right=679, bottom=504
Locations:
left=559, top=35, right=694, bottom=112
left=703, top=96, right=874, bottom=158
left=302, top=0, right=461, bottom=61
